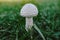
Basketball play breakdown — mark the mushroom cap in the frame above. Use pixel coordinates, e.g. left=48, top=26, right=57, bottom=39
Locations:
left=20, top=3, right=38, bottom=17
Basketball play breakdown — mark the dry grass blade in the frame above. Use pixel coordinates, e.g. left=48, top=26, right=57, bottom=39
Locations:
left=34, top=24, right=46, bottom=40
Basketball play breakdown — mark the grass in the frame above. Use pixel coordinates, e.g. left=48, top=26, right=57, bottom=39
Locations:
left=0, top=0, right=60, bottom=40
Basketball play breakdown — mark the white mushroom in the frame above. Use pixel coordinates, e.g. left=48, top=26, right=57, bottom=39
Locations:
left=20, top=3, right=38, bottom=31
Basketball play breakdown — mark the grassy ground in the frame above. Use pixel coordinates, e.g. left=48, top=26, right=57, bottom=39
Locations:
left=0, top=0, right=60, bottom=40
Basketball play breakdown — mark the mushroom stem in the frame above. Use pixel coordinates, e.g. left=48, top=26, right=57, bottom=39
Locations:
left=25, top=17, right=33, bottom=31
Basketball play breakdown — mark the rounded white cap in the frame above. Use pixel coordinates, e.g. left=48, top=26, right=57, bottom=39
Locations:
left=20, top=3, right=38, bottom=17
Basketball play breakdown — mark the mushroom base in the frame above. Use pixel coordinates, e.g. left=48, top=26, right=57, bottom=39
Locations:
left=25, top=17, right=33, bottom=31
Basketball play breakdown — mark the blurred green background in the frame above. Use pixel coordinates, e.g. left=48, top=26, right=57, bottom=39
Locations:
left=0, top=0, right=60, bottom=40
